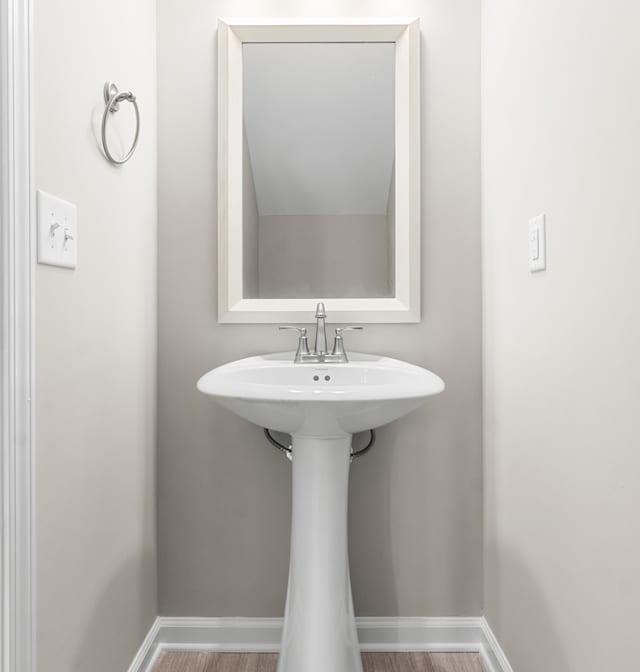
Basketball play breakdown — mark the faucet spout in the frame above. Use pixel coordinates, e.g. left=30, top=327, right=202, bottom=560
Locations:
left=314, top=302, right=327, bottom=355
left=279, top=302, right=363, bottom=364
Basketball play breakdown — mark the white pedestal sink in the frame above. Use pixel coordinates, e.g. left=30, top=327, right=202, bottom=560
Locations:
left=197, top=352, right=444, bottom=672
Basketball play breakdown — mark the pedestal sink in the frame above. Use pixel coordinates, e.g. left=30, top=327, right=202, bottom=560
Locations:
left=197, top=351, right=444, bottom=672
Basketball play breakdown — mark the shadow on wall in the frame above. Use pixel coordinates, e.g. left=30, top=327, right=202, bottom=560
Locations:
left=349, top=396, right=481, bottom=618
left=486, top=544, right=570, bottom=672
left=70, top=435, right=157, bottom=672
left=71, top=549, right=156, bottom=672
left=349, top=422, right=398, bottom=617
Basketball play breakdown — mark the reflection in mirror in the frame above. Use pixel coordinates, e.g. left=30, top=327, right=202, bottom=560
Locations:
left=242, top=42, right=395, bottom=299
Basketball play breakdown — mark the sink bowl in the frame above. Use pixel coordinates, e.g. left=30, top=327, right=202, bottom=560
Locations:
left=197, top=351, right=444, bottom=437
left=197, top=351, right=444, bottom=672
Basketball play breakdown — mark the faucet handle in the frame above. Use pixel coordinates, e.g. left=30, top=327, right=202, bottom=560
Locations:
left=279, top=326, right=307, bottom=335
left=331, top=326, right=364, bottom=358
left=334, top=326, right=364, bottom=337
left=279, top=326, right=310, bottom=360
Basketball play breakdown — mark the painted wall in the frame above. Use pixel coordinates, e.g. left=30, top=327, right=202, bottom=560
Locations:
left=243, top=127, right=259, bottom=299
left=34, top=0, right=157, bottom=670
left=482, top=1, right=640, bottom=669
left=242, top=41, right=395, bottom=217
left=387, top=164, right=396, bottom=293
left=256, top=214, right=392, bottom=299
left=157, top=0, right=481, bottom=617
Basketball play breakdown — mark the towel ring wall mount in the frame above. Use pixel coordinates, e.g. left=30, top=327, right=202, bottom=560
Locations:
left=101, top=81, right=140, bottom=165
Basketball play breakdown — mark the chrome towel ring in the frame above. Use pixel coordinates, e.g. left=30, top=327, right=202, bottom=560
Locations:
left=101, top=82, right=140, bottom=165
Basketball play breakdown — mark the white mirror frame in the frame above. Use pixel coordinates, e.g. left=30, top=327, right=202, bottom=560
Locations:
left=218, top=17, right=420, bottom=323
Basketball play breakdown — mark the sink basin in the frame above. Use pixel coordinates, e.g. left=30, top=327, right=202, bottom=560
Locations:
left=197, top=351, right=444, bottom=437
left=197, top=352, right=444, bottom=672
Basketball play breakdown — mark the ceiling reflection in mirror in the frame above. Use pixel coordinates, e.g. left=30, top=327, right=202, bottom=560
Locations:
left=242, top=42, right=395, bottom=299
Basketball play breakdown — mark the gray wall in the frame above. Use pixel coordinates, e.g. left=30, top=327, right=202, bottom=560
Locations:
left=482, top=0, right=640, bottom=669
left=256, top=214, right=392, bottom=299
left=387, top=164, right=396, bottom=288
left=243, top=127, right=259, bottom=298
left=157, top=0, right=481, bottom=617
left=34, top=0, right=158, bottom=670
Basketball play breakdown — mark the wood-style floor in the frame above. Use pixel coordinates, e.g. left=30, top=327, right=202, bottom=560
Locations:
left=153, top=651, right=485, bottom=672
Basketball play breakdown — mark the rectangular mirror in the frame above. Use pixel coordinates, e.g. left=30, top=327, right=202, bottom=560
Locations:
left=218, top=18, right=420, bottom=323
left=242, top=41, right=396, bottom=301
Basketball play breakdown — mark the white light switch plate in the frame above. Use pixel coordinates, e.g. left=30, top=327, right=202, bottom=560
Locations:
left=528, top=213, right=546, bottom=272
left=37, top=190, right=77, bottom=269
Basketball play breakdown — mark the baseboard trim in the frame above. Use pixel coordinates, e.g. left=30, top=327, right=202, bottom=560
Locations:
left=127, top=618, right=162, bottom=672
left=130, top=616, right=513, bottom=672
left=479, top=618, right=514, bottom=672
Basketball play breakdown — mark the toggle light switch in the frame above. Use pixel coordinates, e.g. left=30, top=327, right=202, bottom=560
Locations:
left=37, top=190, right=77, bottom=269
left=528, top=214, right=546, bottom=272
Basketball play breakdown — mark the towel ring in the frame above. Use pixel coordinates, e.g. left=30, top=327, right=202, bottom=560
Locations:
left=101, top=82, right=140, bottom=165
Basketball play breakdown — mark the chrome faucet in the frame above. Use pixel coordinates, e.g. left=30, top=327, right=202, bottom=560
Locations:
left=279, top=303, right=363, bottom=364
left=313, top=302, right=328, bottom=356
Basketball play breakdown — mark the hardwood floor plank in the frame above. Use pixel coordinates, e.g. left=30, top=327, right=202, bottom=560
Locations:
left=202, top=652, right=278, bottom=672
left=153, top=651, right=209, bottom=672
left=361, top=652, right=484, bottom=672
left=362, top=651, right=426, bottom=672
left=153, top=651, right=485, bottom=672
left=422, top=652, right=485, bottom=672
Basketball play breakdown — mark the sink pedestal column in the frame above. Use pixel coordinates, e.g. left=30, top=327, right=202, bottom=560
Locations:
left=277, top=435, right=362, bottom=672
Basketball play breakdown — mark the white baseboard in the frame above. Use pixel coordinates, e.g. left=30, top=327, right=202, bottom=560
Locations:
left=129, top=616, right=512, bottom=672
left=479, top=618, right=514, bottom=672
left=127, top=618, right=162, bottom=672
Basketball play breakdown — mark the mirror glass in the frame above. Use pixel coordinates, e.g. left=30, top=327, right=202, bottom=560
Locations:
left=242, top=42, right=395, bottom=299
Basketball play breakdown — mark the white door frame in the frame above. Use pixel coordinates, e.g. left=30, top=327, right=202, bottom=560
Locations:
left=0, top=0, right=35, bottom=670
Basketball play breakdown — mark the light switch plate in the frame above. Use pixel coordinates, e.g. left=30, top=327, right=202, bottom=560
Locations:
left=528, top=213, right=546, bottom=272
left=37, top=190, right=77, bottom=269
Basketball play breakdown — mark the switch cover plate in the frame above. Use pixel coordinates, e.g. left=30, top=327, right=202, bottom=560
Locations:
left=37, top=190, right=77, bottom=269
left=528, top=213, right=546, bottom=272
